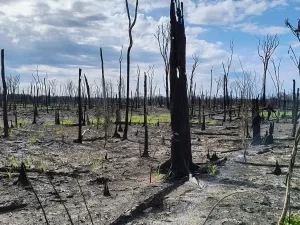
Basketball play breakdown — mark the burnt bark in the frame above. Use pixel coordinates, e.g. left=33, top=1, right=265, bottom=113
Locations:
left=76, top=68, right=83, bottom=143
left=167, top=0, right=197, bottom=178
left=1, top=49, right=9, bottom=137
left=142, top=73, right=149, bottom=157
left=84, top=74, right=92, bottom=109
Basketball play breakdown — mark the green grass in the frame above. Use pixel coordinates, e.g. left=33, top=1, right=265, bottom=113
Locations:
left=208, top=165, right=217, bottom=176
left=91, top=114, right=171, bottom=126
left=17, top=119, right=29, bottom=128
left=29, top=137, right=38, bottom=144
left=61, top=119, right=75, bottom=125
left=284, top=212, right=300, bottom=225
left=261, top=111, right=292, bottom=119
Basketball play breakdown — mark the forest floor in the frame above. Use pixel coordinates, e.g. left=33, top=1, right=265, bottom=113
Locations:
left=0, top=107, right=299, bottom=225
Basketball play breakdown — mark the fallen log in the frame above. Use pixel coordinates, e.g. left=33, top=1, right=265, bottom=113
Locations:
left=0, top=167, right=89, bottom=177
left=0, top=203, right=27, bottom=214
left=109, top=180, right=185, bottom=225
left=192, top=132, right=239, bottom=136
left=234, top=161, right=300, bottom=168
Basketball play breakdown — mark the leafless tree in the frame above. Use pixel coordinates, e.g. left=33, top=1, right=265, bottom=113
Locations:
left=154, top=22, right=170, bottom=109
left=188, top=54, right=200, bottom=102
left=214, top=76, right=222, bottom=98
left=268, top=57, right=283, bottom=109
left=147, top=65, right=155, bottom=107
left=287, top=45, right=300, bottom=76
left=135, top=65, right=140, bottom=108
left=222, top=40, right=234, bottom=122
left=123, top=0, right=138, bottom=140
left=257, top=34, right=279, bottom=106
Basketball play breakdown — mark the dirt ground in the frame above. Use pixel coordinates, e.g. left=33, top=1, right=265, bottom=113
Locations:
left=0, top=107, right=299, bottom=225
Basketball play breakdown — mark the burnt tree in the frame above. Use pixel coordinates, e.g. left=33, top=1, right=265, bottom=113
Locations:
left=84, top=74, right=92, bottom=109
left=142, top=72, right=149, bottom=157
left=76, top=68, right=83, bottom=143
left=123, top=0, right=138, bottom=140
left=1, top=49, right=9, bottom=137
left=167, top=0, right=198, bottom=178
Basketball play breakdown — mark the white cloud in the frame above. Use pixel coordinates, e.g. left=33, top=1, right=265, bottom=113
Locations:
left=185, top=0, right=287, bottom=25
left=232, top=23, right=289, bottom=35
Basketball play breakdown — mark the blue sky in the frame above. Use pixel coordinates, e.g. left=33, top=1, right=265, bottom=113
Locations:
left=0, top=0, right=299, bottom=97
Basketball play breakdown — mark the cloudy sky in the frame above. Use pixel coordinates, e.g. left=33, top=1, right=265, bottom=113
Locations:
left=0, top=0, right=300, bottom=97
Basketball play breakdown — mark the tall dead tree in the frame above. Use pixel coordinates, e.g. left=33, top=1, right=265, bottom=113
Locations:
left=118, top=45, right=123, bottom=110
left=77, top=68, right=83, bottom=143
left=123, top=0, right=138, bottom=140
left=84, top=75, right=92, bottom=109
left=1, top=49, right=9, bottom=137
left=209, top=67, right=213, bottom=109
left=222, top=41, right=233, bottom=122
left=188, top=54, right=200, bottom=102
left=269, top=57, right=283, bottom=109
left=166, top=0, right=197, bottom=178
left=100, top=48, right=109, bottom=147
left=257, top=34, right=279, bottom=106
left=142, top=72, right=149, bottom=157
left=154, top=22, right=171, bottom=109
left=135, top=65, right=140, bottom=108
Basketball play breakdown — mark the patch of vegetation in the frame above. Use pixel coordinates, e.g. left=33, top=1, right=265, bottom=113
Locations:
left=61, top=119, right=75, bottom=126
left=10, top=156, right=20, bottom=169
left=154, top=167, right=163, bottom=182
left=45, top=122, right=55, bottom=127
left=207, top=120, right=216, bottom=126
left=39, top=157, right=47, bottom=173
left=26, top=157, right=32, bottom=169
left=208, top=165, right=217, bottom=176
left=284, top=212, right=300, bottom=225
left=92, top=158, right=104, bottom=171
left=7, top=170, right=13, bottom=180
left=29, top=137, right=38, bottom=144
left=18, top=119, right=29, bottom=128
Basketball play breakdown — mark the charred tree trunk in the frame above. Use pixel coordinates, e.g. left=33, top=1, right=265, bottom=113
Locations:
left=292, top=80, right=296, bottom=125
left=252, top=98, right=261, bottom=145
left=165, top=0, right=197, bottom=178
left=123, top=0, right=138, bottom=140
left=84, top=75, right=92, bottom=109
left=292, top=87, right=299, bottom=137
left=1, top=49, right=9, bottom=137
left=76, top=69, right=83, bottom=143
left=142, top=73, right=149, bottom=157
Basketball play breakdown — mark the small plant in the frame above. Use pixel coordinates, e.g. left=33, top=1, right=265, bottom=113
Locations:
left=55, top=129, right=62, bottom=136
left=39, top=158, right=47, bottom=173
left=29, top=137, right=38, bottom=144
left=38, top=131, right=45, bottom=140
left=284, top=212, right=300, bottom=225
left=154, top=167, right=163, bottom=182
left=92, top=158, right=103, bottom=171
left=61, top=119, right=74, bottom=126
left=7, top=169, right=13, bottom=180
left=208, top=120, right=216, bottom=126
left=208, top=165, right=217, bottom=176
left=18, top=119, right=29, bottom=128
left=8, top=128, right=13, bottom=136
left=26, top=157, right=32, bottom=169
left=10, top=156, right=20, bottom=169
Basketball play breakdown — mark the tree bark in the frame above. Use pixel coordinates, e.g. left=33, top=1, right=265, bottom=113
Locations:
left=142, top=72, right=149, bottom=157
left=123, top=0, right=138, bottom=140
left=1, top=49, right=9, bottom=137
left=77, top=68, right=83, bottom=143
left=168, top=0, right=197, bottom=178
